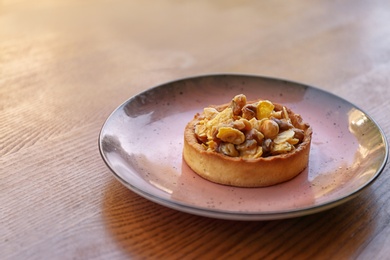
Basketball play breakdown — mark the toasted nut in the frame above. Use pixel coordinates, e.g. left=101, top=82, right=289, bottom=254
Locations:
left=239, top=147, right=258, bottom=158
left=274, top=129, right=295, bottom=144
left=236, top=139, right=258, bottom=152
left=271, top=117, right=293, bottom=131
left=206, top=107, right=233, bottom=130
left=245, top=128, right=264, bottom=143
left=219, top=143, right=239, bottom=157
left=241, top=146, right=264, bottom=159
left=282, top=106, right=290, bottom=120
left=242, top=104, right=257, bottom=120
left=216, top=126, right=245, bottom=144
left=260, top=119, right=279, bottom=139
left=293, top=128, right=305, bottom=142
left=272, top=142, right=293, bottom=154
left=206, top=125, right=219, bottom=140
left=233, top=118, right=252, bottom=131
left=206, top=140, right=219, bottom=151
left=203, top=107, right=219, bottom=119
left=257, top=100, right=274, bottom=119
left=195, top=124, right=207, bottom=143
left=288, top=138, right=300, bottom=145
left=262, top=138, right=273, bottom=155
left=249, top=118, right=260, bottom=131
left=252, top=146, right=264, bottom=158
left=233, top=120, right=245, bottom=130
left=230, top=94, right=247, bottom=116
left=271, top=110, right=283, bottom=119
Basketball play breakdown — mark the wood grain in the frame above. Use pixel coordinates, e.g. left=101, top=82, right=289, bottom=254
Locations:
left=1, top=0, right=390, bottom=259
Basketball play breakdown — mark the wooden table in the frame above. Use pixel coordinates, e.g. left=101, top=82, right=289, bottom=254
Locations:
left=2, top=0, right=390, bottom=259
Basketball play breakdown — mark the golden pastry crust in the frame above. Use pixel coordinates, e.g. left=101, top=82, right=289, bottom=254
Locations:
left=183, top=95, right=312, bottom=187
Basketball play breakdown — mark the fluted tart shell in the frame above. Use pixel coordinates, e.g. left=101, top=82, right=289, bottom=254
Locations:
left=183, top=102, right=312, bottom=187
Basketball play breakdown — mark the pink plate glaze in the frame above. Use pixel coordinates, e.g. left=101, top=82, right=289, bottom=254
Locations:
left=99, top=74, right=388, bottom=220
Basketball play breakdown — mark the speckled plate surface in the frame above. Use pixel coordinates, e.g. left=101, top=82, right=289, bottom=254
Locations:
left=99, top=74, right=388, bottom=221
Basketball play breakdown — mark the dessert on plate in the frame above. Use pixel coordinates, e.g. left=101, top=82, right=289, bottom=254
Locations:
left=183, top=94, right=312, bottom=187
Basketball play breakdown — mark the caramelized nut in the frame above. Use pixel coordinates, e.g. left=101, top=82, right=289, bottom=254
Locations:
left=203, top=107, right=219, bottom=119
left=245, top=128, right=264, bottom=143
left=272, top=142, right=293, bottom=154
left=216, top=126, right=245, bottom=144
left=230, top=94, right=247, bottom=116
left=282, top=106, right=290, bottom=120
left=219, top=143, right=239, bottom=157
left=271, top=117, right=293, bottom=131
left=273, top=129, right=295, bottom=144
left=271, top=110, right=283, bottom=119
left=262, top=138, right=273, bottom=155
left=236, top=139, right=258, bottom=152
left=260, top=119, right=279, bottom=139
left=206, top=140, right=219, bottom=151
left=242, top=104, right=257, bottom=120
left=195, top=124, right=207, bottom=143
left=257, top=100, right=274, bottom=119
left=233, top=118, right=252, bottom=131
left=251, top=146, right=264, bottom=159
left=293, top=128, right=305, bottom=142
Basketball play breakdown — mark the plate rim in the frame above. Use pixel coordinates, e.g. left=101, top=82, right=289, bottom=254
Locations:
left=98, top=73, right=389, bottom=220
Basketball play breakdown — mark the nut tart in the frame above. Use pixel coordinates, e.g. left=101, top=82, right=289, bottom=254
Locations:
left=183, top=94, right=312, bottom=187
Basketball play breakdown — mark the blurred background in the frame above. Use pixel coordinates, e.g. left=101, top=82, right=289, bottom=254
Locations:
left=3, top=0, right=390, bottom=95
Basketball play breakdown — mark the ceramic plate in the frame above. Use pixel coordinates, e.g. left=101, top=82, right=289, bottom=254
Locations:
left=99, top=74, right=388, bottom=221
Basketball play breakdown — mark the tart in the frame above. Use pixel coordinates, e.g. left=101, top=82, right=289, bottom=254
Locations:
left=183, top=94, right=312, bottom=187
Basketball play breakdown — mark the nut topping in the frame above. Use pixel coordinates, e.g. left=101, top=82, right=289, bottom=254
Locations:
left=193, top=94, right=306, bottom=158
